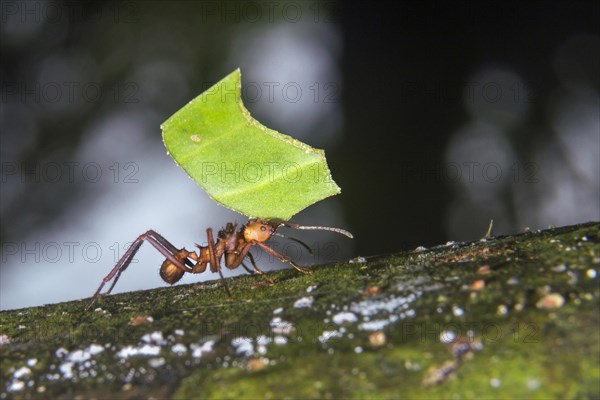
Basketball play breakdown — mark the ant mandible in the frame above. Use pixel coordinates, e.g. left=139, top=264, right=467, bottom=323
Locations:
left=86, top=219, right=352, bottom=310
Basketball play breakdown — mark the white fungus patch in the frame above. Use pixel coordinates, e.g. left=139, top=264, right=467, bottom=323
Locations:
left=273, top=336, right=288, bottom=345
left=55, top=348, right=68, bottom=358
left=332, top=312, right=358, bottom=325
left=117, top=344, right=161, bottom=359
left=87, top=344, right=104, bottom=355
left=452, top=306, right=465, bottom=317
left=440, top=330, right=457, bottom=344
left=294, top=296, right=314, bottom=308
left=7, top=380, right=25, bottom=392
left=141, top=331, right=167, bottom=345
left=358, top=320, right=391, bottom=331
left=272, top=307, right=283, bottom=314
left=270, top=317, right=294, bottom=335
left=350, top=294, right=418, bottom=317
left=318, top=330, right=343, bottom=343
left=231, top=337, right=254, bottom=356
left=26, top=358, right=37, bottom=367
left=174, top=329, right=185, bottom=336
left=13, top=367, right=31, bottom=379
left=171, top=344, right=187, bottom=354
left=67, top=350, right=90, bottom=363
left=148, top=358, right=166, bottom=368
left=256, top=335, right=272, bottom=354
left=306, top=285, right=317, bottom=293
left=191, top=340, right=215, bottom=359
left=58, top=362, right=74, bottom=379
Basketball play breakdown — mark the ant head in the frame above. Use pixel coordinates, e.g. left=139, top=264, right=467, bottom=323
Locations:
left=243, top=219, right=276, bottom=243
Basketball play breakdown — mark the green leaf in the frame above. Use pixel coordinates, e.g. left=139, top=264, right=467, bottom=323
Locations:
left=161, top=68, right=341, bottom=220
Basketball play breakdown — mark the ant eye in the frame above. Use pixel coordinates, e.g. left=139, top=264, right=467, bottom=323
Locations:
left=260, top=226, right=266, bottom=232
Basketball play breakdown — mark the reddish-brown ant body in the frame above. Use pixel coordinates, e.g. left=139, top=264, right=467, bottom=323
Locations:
left=87, top=219, right=352, bottom=309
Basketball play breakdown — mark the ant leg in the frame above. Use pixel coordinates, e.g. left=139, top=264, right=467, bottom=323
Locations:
left=86, top=230, right=192, bottom=310
left=255, top=242, right=311, bottom=274
left=207, top=228, right=232, bottom=298
left=105, top=247, right=138, bottom=295
left=240, top=262, right=254, bottom=274
left=247, top=252, right=266, bottom=274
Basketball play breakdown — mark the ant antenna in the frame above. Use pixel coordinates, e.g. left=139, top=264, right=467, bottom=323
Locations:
left=281, top=222, right=354, bottom=239
left=273, top=232, right=314, bottom=254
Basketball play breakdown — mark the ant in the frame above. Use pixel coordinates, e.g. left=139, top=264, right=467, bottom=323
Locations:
left=86, top=219, right=352, bottom=310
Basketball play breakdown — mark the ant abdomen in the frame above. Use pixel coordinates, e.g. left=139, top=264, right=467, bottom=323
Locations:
left=159, top=259, right=184, bottom=284
left=159, top=249, right=189, bottom=284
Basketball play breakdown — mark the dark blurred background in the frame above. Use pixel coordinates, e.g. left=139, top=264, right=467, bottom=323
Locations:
left=1, top=0, right=598, bottom=310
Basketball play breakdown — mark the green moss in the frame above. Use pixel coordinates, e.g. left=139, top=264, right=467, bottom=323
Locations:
left=1, top=222, right=598, bottom=399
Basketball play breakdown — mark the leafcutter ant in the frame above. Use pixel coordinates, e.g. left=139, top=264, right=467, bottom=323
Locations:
left=86, top=219, right=352, bottom=310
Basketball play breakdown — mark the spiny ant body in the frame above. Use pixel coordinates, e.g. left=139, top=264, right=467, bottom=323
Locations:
left=87, top=219, right=352, bottom=310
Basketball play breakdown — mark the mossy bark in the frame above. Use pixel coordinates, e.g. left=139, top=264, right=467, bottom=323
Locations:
left=1, top=222, right=599, bottom=399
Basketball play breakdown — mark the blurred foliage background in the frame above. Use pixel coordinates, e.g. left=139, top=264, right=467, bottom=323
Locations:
left=1, top=0, right=598, bottom=309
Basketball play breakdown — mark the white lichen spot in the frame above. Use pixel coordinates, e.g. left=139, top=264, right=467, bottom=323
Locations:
left=191, top=340, right=215, bottom=359
left=59, top=362, right=74, bottom=379
left=270, top=317, right=294, bottom=335
left=231, top=337, right=254, bottom=356
left=87, top=344, right=104, bottom=355
left=13, top=367, right=31, bottom=379
left=67, top=350, right=90, bottom=363
left=55, top=348, right=68, bottom=358
left=117, top=344, right=161, bottom=359
left=586, top=269, right=597, bottom=279
left=497, top=304, right=508, bottom=315
left=306, top=285, right=317, bottom=293
left=332, top=312, right=358, bottom=325
left=354, top=346, right=363, bottom=354
left=174, top=329, right=185, bottom=336
left=490, top=377, right=501, bottom=388
left=26, top=358, right=37, bottom=367
left=439, top=330, right=457, bottom=344
left=141, top=331, right=167, bottom=346
left=452, top=305, right=464, bottom=317
left=0, top=335, right=10, bottom=345
left=148, top=357, right=166, bottom=368
left=349, top=256, right=367, bottom=264
left=256, top=335, right=272, bottom=346
left=171, top=343, right=187, bottom=354
left=358, top=320, right=391, bottom=331
left=552, top=264, right=567, bottom=272
left=272, top=307, right=283, bottom=314
left=274, top=336, right=288, bottom=345
left=415, top=246, right=427, bottom=252
left=7, top=380, right=25, bottom=392
left=318, top=330, right=343, bottom=343
left=294, top=296, right=314, bottom=308
left=527, top=378, right=541, bottom=390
